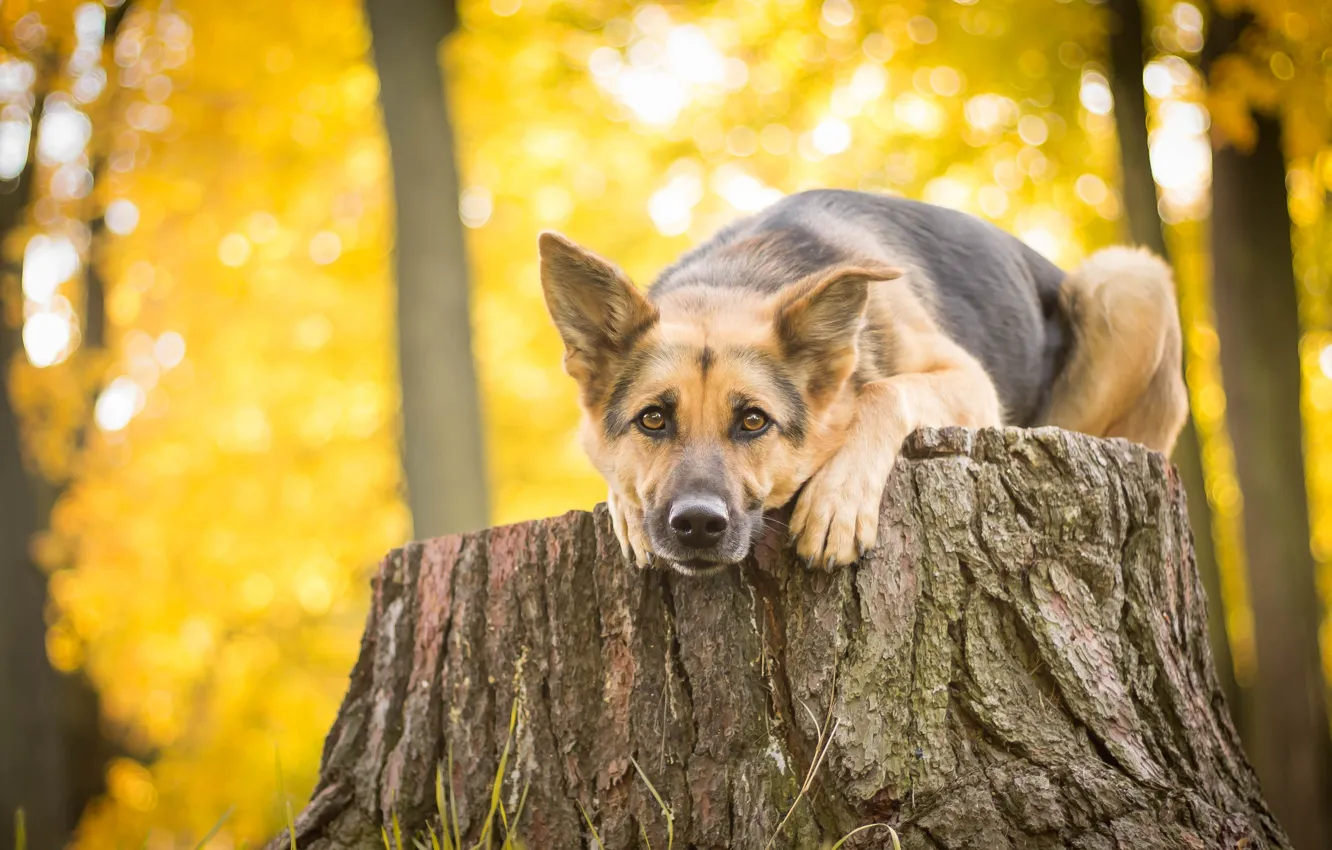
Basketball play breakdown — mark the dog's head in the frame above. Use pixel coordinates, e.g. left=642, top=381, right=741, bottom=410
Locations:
left=539, top=232, right=899, bottom=575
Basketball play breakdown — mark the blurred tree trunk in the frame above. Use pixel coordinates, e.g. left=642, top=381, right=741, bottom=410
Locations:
left=365, top=0, right=489, bottom=539
left=0, top=162, right=69, bottom=850
left=1, top=8, right=134, bottom=841
left=1105, top=0, right=1237, bottom=710
left=1203, top=9, right=1332, bottom=848
left=267, top=429, right=1285, bottom=850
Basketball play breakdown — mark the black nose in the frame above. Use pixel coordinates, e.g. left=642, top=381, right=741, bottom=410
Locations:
left=669, top=498, right=729, bottom=548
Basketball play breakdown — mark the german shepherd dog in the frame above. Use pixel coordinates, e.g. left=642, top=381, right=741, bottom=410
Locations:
left=539, top=190, right=1187, bottom=575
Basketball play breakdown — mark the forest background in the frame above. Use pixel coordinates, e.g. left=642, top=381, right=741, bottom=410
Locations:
left=2, top=0, right=1331, bottom=846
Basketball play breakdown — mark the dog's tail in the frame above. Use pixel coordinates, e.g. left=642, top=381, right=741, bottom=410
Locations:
left=1041, top=246, right=1188, bottom=454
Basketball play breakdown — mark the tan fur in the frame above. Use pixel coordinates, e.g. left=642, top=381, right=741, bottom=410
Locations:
left=588, top=310, right=841, bottom=567
left=541, top=231, right=1187, bottom=574
left=589, top=273, right=878, bottom=569
left=788, top=282, right=1002, bottom=565
left=1041, top=247, right=1188, bottom=454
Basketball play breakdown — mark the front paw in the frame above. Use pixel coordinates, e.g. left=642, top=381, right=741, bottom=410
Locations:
left=607, top=489, right=653, bottom=568
left=789, top=451, right=892, bottom=570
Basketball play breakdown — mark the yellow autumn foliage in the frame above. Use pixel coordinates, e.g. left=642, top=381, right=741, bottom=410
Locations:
left=1207, top=0, right=1331, bottom=158
left=0, top=0, right=1323, bottom=847
left=44, top=0, right=407, bottom=844
left=457, top=0, right=1121, bottom=525
left=1204, top=0, right=1332, bottom=688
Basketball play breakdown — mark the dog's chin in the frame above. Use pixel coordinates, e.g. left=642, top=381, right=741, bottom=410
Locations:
left=665, top=558, right=732, bottom=578
left=649, top=539, right=749, bottom=577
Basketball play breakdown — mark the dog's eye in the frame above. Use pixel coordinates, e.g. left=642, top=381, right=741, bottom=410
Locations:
left=740, top=409, right=768, bottom=432
left=638, top=408, right=667, bottom=432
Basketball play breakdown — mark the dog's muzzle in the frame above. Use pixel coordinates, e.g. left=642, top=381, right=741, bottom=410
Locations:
left=647, top=493, right=755, bottom=575
left=668, top=496, right=729, bottom=549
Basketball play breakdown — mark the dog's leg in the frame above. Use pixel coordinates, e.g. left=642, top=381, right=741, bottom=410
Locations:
left=607, top=488, right=653, bottom=568
left=791, top=347, right=1002, bottom=569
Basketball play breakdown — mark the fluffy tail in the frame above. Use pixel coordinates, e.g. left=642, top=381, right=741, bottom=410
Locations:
left=1042, top=246, right=1188, bottom=454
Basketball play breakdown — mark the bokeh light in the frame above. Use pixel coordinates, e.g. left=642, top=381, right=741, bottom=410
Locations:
left=0, top=0, right=1325, bottom=845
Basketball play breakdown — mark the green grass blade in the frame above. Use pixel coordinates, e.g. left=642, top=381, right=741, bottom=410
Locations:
left=509, top=782, right=530, bottom=838
left=392, top=810, right=405, bottom=850
left=192, top=806, right=235, bottom=850
left=477, top=698, right=520, bottom=849
left=628, top=756, right=674, bottom=850
left=15, top=809, right=25, bottom=850
left=829, top=824, right=897, bottom=850
left=285, top=802, right=298, bottom=850
left=381, top=826, right=392, bottom=850
left=767, top=676, right=843, bottom=850
left=434, top=765, right=454, bottom=850
left=576, top=801, right=606, bottom=850
left=275, top=748, right=298, bottom=850
left=499, top=780, right=530, bottom=850
left=448, top=744, right=462, bottom=850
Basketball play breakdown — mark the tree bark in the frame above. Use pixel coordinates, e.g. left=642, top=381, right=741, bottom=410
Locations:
left=1208, top=117, right=1331, bottom=850
left=365, top=0, right=489, bottom=539
left=0, top=361, right=69, bottom=849
left=1203, top=9, right=1332, bottom=847
left=1105, top=0, right=1235, bottom=707
left=269, top=428, right=1285, bottom=850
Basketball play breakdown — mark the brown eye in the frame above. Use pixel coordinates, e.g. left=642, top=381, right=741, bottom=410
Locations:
left=741, top=410, right=768, bottom=432
left=638, top=408, right=667, bottom=431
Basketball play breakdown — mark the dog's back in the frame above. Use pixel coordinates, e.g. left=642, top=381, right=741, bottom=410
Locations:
left=651, top=190, right=1071, bottom=426
left=540, top=188, right=1186, bottom=570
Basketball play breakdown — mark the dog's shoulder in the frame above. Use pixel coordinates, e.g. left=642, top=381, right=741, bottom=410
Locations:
left=649, top=193, right=857, bottom=299
left=648, top=189, right=1061, bottom=297
left=645, top=190, right=1072, bottom=426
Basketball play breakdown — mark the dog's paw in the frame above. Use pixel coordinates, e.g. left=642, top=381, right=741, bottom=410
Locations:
left=608, top=489, right=653, bottom=568
left=789, top=450, right=892, bottom=570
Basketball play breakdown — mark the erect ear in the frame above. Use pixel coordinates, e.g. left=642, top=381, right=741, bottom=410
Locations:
left=772, top=263, right=902, bottom=398
left=539, top=231, right=658, bottom=385
left=773, top=263, right=902, bottom=356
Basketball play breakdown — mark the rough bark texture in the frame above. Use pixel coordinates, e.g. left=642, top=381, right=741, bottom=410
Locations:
left=366, top=0, right=490, bottom=539
left=1203, top=9, right=1332, bottom=847
left=269, top=427, right=1284, bottom=850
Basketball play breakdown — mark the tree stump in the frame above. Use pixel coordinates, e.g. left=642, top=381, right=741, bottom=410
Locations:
left=268, top=428, right=1287, bottom=849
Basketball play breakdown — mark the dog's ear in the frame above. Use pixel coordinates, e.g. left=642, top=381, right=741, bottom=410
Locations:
left=772, top=263, right=902, bottom=398
left=539, top=232, right=658, bottom=386
left=773, top=263, right=902, bottom=356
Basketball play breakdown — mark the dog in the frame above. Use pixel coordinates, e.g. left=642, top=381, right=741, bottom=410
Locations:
left=539, top=190, right=1187, bottom=575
